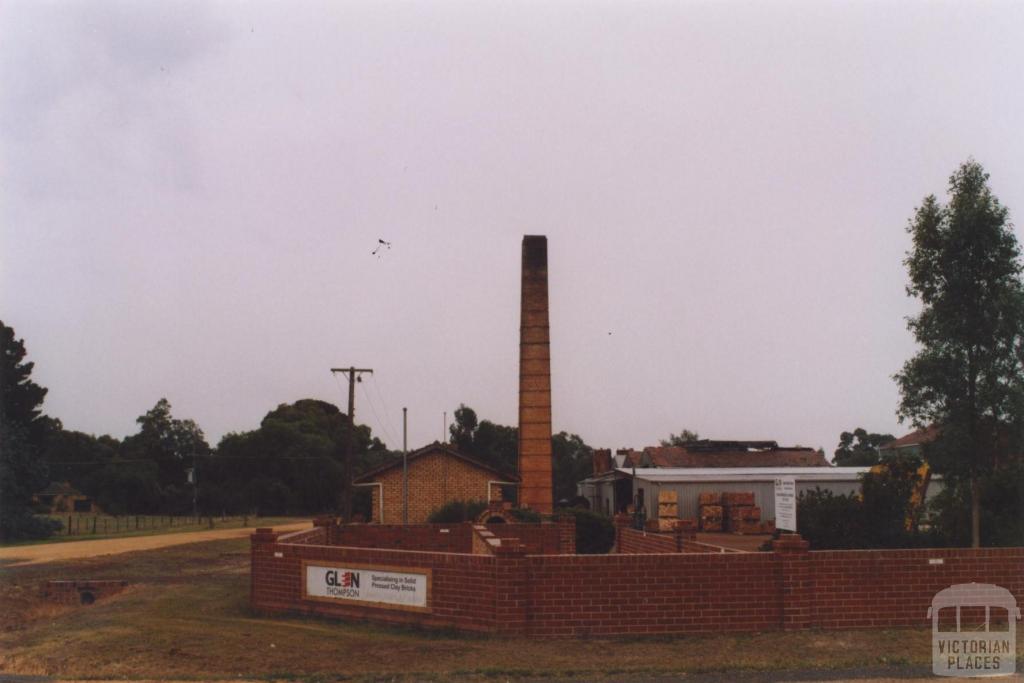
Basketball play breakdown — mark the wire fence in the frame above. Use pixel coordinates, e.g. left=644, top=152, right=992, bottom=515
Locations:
left=46, top=514, right=258, bottom=537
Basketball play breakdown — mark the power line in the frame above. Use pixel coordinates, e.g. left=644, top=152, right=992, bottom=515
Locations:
left=358, top=378, right=395, bottom=446
left=369, top=374, right=399, bottom=444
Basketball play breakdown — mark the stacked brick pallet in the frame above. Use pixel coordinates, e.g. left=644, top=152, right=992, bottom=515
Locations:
left=646, top=490, right=694, bottom=532
left=698, top=492, right=724, bottom=532
left=722, top=491, right=760, bottom=533
left=647, top=491, right=679, bottom=532
left=699, top=490, right=773, bottom=534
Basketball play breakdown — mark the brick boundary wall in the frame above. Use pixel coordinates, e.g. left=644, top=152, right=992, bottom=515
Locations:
left=251, top=526, right=1024, bottom=638
left=485, top=519, right=573, bottom=555
left=317, top=519, right=575, bottom=556
left=618, top=527, right=679, bottom=554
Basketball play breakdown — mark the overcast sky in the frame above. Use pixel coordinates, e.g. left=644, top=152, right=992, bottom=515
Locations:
left=4, top=1, right=1024, bottom=459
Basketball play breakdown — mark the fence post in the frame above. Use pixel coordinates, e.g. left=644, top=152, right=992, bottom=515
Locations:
left=773, top=533, right=812, bottom=631
left=67, top=516, right=72, bottom=535
left=92, top=516, right=97, bottom=534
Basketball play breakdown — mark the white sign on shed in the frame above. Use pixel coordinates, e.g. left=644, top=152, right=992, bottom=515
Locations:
left=774, top=477, right=797, bottom=531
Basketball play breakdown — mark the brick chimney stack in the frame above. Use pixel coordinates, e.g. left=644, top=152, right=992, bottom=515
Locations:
left=518, top=235, right=553, bottom=514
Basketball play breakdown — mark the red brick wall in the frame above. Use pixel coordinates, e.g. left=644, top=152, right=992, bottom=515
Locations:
left=277, top=527, right=328, bottom=545
left=618, top=527, right=678, bottom=554
left=809, top=547, right=1024, bottom=629
left=252, top=528, right=1024, bottom=638
left=251, top=529, right=498, bottom=632
left=485, top=521, right=569, bottom=555
left=526, top=552, right=781, bottom=637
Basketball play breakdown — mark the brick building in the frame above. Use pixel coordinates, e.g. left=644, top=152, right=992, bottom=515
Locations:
left=32, top=481, right=99, bottom=514
left=354, top=443, right=519, bottom=523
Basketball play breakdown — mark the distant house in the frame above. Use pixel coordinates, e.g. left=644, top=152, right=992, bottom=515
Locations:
left=354, top=442, right=519, bottom=524
left=33, top=482, right=99, bottom=514
left=879, top=426, right=941, bottom=458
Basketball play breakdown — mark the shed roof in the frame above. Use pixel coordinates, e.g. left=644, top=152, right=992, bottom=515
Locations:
left=622, top=466, right=873, bottom=483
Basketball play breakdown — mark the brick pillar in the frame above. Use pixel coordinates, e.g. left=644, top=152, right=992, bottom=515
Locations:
left=518, top=235, right=553, bottom=514
left=773, top=533, right=812, bottom=630
left=492, top=541, right=529, bottom=635
left=557, top=516, right=576, bottom=554
left=614, top=513, right=632, bottom=553
left=673, top=524, right=695, bottom=552
left=250, top=528, right=279, bottom=606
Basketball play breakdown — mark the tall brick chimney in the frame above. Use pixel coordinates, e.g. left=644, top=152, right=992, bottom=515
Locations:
left=518, top=235, right=553, bottom=514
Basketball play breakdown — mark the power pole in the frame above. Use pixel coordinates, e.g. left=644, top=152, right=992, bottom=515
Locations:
left=330, top=366, right=373, bottom=521
left=402, top=407, right=408, bottom=525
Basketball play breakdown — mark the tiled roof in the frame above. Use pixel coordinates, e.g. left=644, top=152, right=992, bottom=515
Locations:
left=36, top=481, right=81, bottom=496
left=881, top=426, right=941, bottom=450
left=641, top=445, right=830, bottom=468
left=354, top=442, right=520, bottom=483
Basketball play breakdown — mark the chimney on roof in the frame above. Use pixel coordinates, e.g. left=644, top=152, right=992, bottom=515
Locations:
left=518, top=235, right=553, bottom=514
left=592, top=449, right=612, bottom=476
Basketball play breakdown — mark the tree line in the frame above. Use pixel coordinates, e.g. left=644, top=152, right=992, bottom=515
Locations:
left=0, top=321, right=594, bottom=540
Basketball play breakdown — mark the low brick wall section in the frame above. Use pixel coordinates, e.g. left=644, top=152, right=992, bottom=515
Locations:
left=321, top=520, right=575, bottom=555
left=527, top=552, right=780, bottom=636
left=811, top=547, right=1024, bottom=630
left=251, top=529, right=503, bottom=632
left=485, top=519, right=573, bottom=555
left=277, top=527, right=328, bottom=545
left=327, top=523, right=474, bottom=553
left=251, top=527, right=1024, bottom=638
left=680, top=539, right=745, bottom=554
left=618, top=527, right=679, bottom=554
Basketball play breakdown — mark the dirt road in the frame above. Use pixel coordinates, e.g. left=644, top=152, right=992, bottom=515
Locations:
left=0, top=522, right=310, bottom=567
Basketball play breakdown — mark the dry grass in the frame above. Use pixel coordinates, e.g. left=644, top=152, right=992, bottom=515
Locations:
left=1, top=538, right=1018, bottom=681
left=4, top=515, right=302, bottom=547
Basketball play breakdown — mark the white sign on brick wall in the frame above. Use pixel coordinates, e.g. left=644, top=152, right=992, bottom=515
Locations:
left=774, top=477, right=797, bottom=532
left=305, top=563, right=429, bottom=610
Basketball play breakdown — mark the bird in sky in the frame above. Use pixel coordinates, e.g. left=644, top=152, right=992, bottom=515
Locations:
left=372, top=239, right=392, bottom=257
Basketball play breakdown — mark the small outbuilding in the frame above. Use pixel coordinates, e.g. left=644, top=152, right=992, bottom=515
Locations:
left=354, top=442, right=519, bottom=524
left=32, top=481, right=99, bottom=514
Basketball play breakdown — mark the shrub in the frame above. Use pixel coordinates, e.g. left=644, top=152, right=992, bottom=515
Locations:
left=557, top=508, right=615, bottom=554
left=797, top=487, right=866, bottom=549
left=427, top=499, right=488, bottom=523
left=0, top=510, right=62, bottom=541
left=507, top=507, right=542, bottom=523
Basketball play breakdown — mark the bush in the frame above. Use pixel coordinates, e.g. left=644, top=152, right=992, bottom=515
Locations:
left=427, top=499, right=488, bottom=523
left=797, top=455, right=935, bottom=549
left=558, top=509, right=615, bottom=554
left=507, top=507, right=542, bottom=523
left=0, top=510, right=61, bottom=541
left=797, top=487, right=866, bottom=549
left=927, top=463, right=1024, bottom=547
